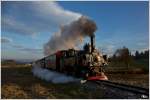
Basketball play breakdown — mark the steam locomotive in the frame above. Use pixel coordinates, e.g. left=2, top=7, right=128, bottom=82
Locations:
left=34, top=34, right=108, bottom=80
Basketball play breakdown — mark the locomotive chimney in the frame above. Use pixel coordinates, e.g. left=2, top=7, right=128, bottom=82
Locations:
left=91, top=34, right=95, bottom=53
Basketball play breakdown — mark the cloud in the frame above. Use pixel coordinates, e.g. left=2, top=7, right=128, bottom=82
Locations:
left=130, top=47, right=149, bottom=55
left=12, top=44, right=42, bottom=53
left=1, top=38, right=42, bottom=54
left=2, top=1, right=81, bottom=36
left=4, top=42, right=43, bottom=54
left=11, top=44, right=24, bottom=49
left=137, top=42, right=147, bottom=46
left=98, top=44, right=116, bottom=57
left=20, top=48, right=42, bottom=53
left=139, top=47, right=149, bottom=53
left=1, top=37, right=12, bottom=43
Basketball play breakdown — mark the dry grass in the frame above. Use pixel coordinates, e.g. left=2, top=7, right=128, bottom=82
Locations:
left=1, top=64, right=149, bottom=99
left=106, top=73, right=149, bottom=89
left=105, top=65, right=149, bottom=88
left=1, top=65, right=103, bottom=99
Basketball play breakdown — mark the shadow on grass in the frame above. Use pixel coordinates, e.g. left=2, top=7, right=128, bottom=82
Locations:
left=1, top=66, right=60, bottom=98
left=1, top=66, right=103, bottom=99
left=2, top=67, right=39, bottom=84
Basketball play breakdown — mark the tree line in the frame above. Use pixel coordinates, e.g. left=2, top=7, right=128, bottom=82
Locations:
left=134, top=50, right=149, bottom=60
left=109, top=46, right=149, bottom=68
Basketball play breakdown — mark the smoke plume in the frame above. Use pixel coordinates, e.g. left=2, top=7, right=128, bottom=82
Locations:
left=32, top=64, right=79, bottom=83
left=44, top=16, right=97, bottom=55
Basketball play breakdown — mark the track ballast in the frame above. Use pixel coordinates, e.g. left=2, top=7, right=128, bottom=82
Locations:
left=89, top=80, right=149, bottom=99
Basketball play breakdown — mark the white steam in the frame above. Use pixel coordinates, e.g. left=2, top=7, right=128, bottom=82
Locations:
left=32, top=64, right=79, bottom=83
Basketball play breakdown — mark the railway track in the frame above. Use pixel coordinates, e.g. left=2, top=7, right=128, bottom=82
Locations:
left=90, top=80, right=149, bottom=99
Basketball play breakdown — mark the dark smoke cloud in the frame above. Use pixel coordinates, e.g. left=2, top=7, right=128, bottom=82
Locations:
left=44, top=16, right=97, bottom=55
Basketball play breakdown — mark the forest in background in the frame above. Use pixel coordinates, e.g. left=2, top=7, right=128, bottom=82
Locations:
left=107, top=46, right=149, bottom=74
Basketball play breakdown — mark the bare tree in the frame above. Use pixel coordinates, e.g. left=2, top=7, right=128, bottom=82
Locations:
left=114, top=46, right=131, bottom=69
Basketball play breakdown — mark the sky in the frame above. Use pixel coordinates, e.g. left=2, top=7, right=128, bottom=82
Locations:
left=1, top=1, right=149, bottom=61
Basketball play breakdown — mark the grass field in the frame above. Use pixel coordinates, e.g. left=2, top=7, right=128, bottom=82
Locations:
left=1, top=64, right=149, bottom=99
left=1, top=65, right=104, bottom=99
left=105, top=58, right=149, bottom=88
left=106, top=73, right=149, bottom=88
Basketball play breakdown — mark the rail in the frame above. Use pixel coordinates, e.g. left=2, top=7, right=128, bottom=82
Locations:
left=90, top=80, right=149, bottom=98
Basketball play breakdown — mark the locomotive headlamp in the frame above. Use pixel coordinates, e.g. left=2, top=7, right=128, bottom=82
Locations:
left=97, top=56, right=101, bottom=61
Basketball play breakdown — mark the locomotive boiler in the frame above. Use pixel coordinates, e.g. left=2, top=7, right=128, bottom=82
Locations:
left=34, top=34, right=108, bottom=80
